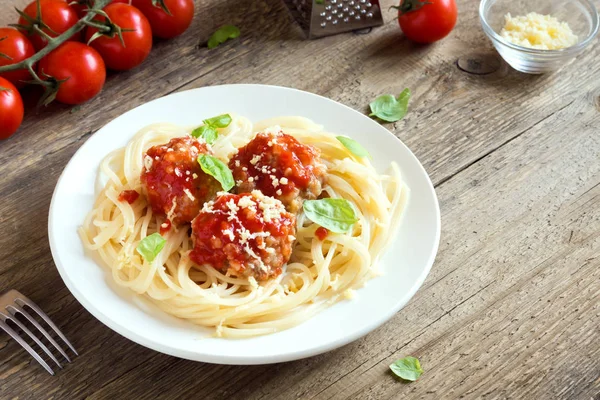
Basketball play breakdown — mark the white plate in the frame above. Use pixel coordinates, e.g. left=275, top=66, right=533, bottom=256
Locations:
left=48, top=84, right=440, bottom=365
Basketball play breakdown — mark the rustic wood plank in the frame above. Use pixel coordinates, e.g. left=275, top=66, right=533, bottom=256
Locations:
left=1, top=0, right=599, bottom=398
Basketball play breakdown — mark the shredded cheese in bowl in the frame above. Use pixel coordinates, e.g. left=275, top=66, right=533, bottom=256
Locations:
left=500, top=12, right=579, bottom=50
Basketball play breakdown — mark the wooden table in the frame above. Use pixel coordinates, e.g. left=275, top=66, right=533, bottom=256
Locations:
left=1, top=0, right=599, bottom=398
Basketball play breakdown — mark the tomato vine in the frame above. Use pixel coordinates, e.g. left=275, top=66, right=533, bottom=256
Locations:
left=0, top=0, right=115, bottom=105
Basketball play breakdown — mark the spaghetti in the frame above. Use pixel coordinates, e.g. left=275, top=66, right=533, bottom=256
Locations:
left=79, top=115, right=408, bottom=338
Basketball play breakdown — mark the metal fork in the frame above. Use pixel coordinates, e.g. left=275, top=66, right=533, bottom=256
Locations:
left=0, top=289, right=78, bottom=375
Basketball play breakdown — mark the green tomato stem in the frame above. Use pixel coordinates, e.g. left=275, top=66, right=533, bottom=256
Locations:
left=81, top=20, right=112, bottom=32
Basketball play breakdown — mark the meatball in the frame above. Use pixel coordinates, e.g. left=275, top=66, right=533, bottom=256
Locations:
left=190, top=191, right=296, bottom=281
left=141, top=136, right=221, bottom=226
left=228, top=129, right=327, bottom=213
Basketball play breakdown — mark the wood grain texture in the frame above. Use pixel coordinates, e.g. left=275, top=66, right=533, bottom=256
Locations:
left=1, top=0, right=599, bottom=399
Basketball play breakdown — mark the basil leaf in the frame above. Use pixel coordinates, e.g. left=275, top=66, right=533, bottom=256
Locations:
left=191, top=114, right=232, bottom=144
left=198, top=154, right=234, bottom=191
left=389, top=356, right=423, bottom=382
left=369, top=88, right=411, bottom=122
left=136, top=232, right=166, bottom=263
left=207, top=25, right=241, bottom=49
left=191, top=125, right=218, bottom=144
left=204, top=113, right=232, bottom=128
left=336, top=136, right=371, bottom=158
left=397, top=87, right=410, bottom=107
left=303, top=198, right=358, bottom=234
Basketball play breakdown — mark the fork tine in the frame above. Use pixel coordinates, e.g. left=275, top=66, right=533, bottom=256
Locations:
left=7, top=305, right=72, bottom=363
left=5, top=313, right=63, bottom=369
left=15, top=297, right=78, bottom=356
left=0, top=319, right=55, bottom=375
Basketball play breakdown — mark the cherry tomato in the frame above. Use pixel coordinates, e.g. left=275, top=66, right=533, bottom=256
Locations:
left=71, top=0, right=131, bottom=19
left=84, top=4, right=152, bottom=71
left=396, top=0, right=457, bottom=44
left=0, top=77, right=24, bottom=139
left=131, top=0, right=194, bottom=39
left=38, top=42, right=106, bottom=105
left=18, top=0, right=80, bottom=51
left=0, top=28, right=36, bottom=88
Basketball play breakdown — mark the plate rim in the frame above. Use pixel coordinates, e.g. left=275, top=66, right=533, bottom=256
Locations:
left=48, top=83, right=441, bottom=364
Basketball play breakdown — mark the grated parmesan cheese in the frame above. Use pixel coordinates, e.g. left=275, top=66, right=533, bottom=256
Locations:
left=183, top=188, right=195, bottom=201
left=226, top=199, right=240, bottom=213
left=252, top=190, right=285, bottom=222
left=500, top=12, right=578, bottom=50
left=144, top=155, right=153, bottom=171
left=270, top=175, right=279, bottom=187
left=166, top=198, right=177, bottom=222
left=238, top=196, right=257, bottom=209
left=264, top=125, right=281, bottom=135
left=250, top=155, right=262, bottom=165
left=222, top=229, right=235, bottom=241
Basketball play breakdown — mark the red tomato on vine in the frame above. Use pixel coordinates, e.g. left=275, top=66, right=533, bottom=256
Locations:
left=71, top=0, right=131, bottom=19
left=38, top=42, right=106, bottom=105
left=84, top=3, right=153, bottom=71
left=0, top=77, right=24, bottom=139
left=17, top=0, right=80, bottom=51
left=0, top=28, right=36, bottom=87
left=131, top=0, right=194, bottom=39
left=394, top=0, right=457, bottom=44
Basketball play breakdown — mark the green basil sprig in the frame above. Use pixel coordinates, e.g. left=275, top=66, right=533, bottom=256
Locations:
left=207, top=25, right=241, bottom=49
left=191, top=113, right=232, bottom=145
left=192, top=125, right=218, bottom=144
left=204, top=114, right=232, bottom=128
left=198, top=154, right=234, bottom=191
left=336, top=136, right=371, bottom=158
left=303, top=198, right=358, bottom=234
left=136, top=233, right=166, bottom=263
left=369, top=88, right=410, bottom=122
left=389, top=356, right=423, bottom=382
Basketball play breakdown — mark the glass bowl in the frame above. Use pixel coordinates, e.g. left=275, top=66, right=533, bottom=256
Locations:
left=479, top=0, right=599, bottom=74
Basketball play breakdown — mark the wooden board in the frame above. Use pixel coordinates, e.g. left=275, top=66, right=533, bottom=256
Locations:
left=0, top=0, right=598, bottom=398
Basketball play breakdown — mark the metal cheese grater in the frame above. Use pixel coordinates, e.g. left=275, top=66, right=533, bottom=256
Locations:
left=283, top=0, right=384, bottom=39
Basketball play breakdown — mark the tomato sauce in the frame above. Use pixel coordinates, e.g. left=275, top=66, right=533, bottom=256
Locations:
left=315, top=226, right=329, bottom=241
left=159, top=219, right=171, bottom=235
left=140, top=136, right=221, bottom=225
left=190, top=193, right=296, bottom=279
left=229, top=131, right=324, bottom=199
left=118, top=190, right=139, bottom=204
